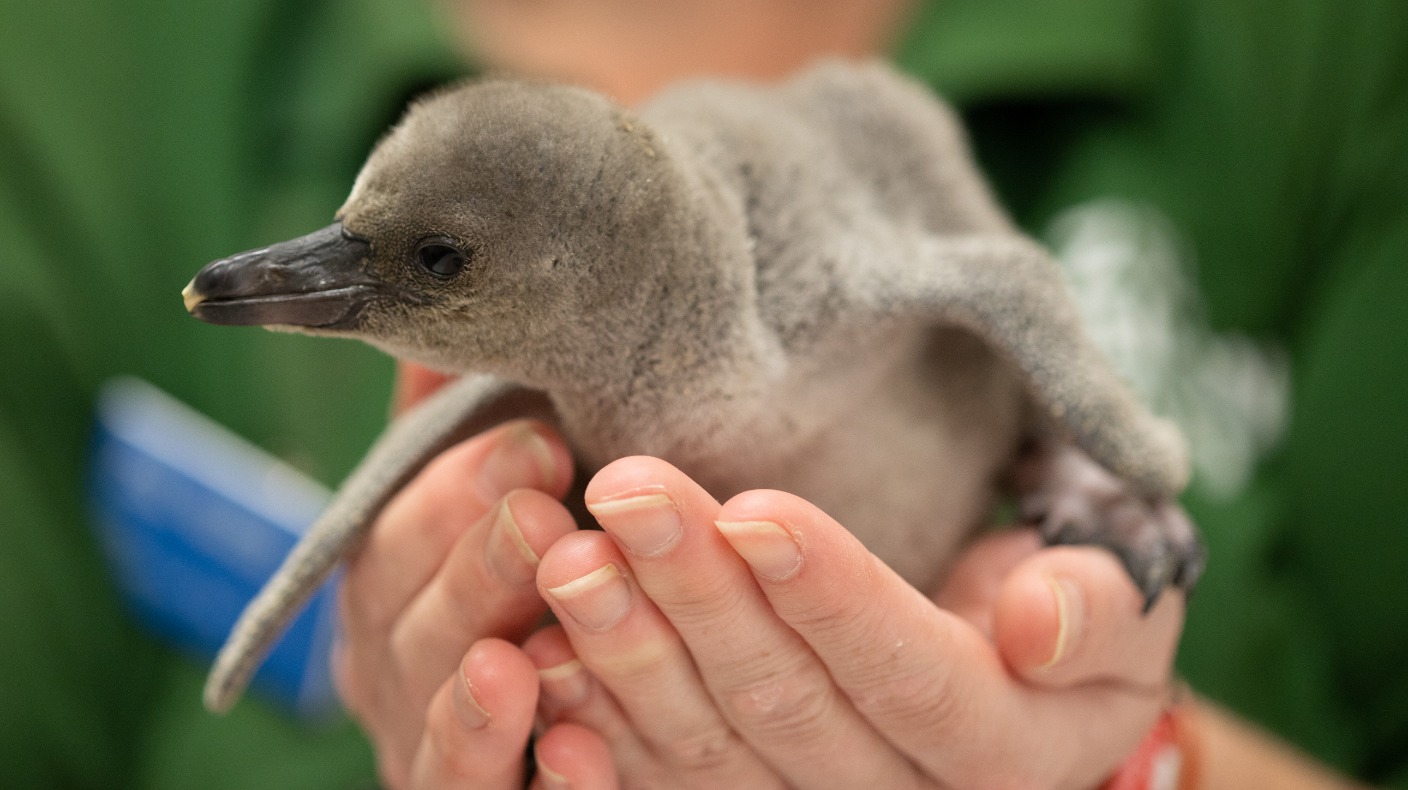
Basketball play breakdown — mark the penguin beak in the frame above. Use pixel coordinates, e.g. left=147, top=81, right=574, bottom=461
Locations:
left=183, top=222, right=379, bottom=328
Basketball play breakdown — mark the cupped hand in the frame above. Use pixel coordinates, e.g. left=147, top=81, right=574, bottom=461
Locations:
left=341, top=363, right=627, bottom=788
left=333, top=414, right=587, bottom=788
left=527, top=456, right=1185, bottom=789
left=360, top=364, right=1184, bottom=788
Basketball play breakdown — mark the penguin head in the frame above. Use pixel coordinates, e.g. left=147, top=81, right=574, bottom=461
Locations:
left=184, top=78, right=677, bottom=375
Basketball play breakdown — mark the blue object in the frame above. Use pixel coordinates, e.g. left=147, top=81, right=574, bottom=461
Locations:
left=88, top=377, right=340, bottom=719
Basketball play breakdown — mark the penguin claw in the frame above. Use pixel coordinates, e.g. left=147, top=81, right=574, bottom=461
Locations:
left=1020, top=448, right=1206, bottom=612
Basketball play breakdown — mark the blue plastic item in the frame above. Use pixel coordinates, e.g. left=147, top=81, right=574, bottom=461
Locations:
left=88, top=377, right=339, bottom=719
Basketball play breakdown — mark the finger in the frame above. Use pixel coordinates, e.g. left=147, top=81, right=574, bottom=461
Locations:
left=532, top=723, right=620, bottom=790
left=394, top=361, right=454, bottom=414
left=932, top=528, right=1044, bottom=636
left=993, top=545, right=1185, bottom=689
left=524, top=626, right=656, bottom=778
left=716, top=489, right=1160, bottom=787
left=338, top=424, right=571, bottom=766
left=536, top=529, right=783, bottom=786
left=341, top=420, right=570, bottom=640
left=335, top=422, right=571, bottom=754
left=406, top=639, right=538, bottom=790
left=934, top=530, right=1182, bottom=691
left=389, top=489, right=579, bottom=708
left=342, top=492, right=569, bottom=765
left=581, top=458, right=924, bottom=789
left=523, top=626, right=605, bottom=730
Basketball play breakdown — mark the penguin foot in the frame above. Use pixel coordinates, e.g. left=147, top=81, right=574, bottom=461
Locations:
left=1016, top=445, right=1206, bottom=612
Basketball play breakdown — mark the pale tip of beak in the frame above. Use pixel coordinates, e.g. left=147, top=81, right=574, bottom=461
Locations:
left=181, top=280, right=205, bottom=314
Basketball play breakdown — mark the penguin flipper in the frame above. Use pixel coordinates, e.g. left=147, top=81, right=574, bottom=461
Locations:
left=866, top=234, right=1203, bottom=599
left=871, top=233, right=1190, bottom=499
left=203, top=374, right=555, bottom=713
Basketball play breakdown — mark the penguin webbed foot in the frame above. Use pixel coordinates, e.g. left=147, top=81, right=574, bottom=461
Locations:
left=1016, top=445, right=1206, bottom=613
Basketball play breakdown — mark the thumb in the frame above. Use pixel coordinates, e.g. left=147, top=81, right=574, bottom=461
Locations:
left=932, top=528, right=1043, bottom=639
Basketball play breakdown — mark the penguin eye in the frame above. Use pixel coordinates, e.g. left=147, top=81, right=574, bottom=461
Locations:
left=415, top=242, right=467, bottom=278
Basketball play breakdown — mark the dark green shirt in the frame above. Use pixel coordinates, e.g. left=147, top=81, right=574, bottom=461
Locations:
left=2, top=0, right=1404, bottom=786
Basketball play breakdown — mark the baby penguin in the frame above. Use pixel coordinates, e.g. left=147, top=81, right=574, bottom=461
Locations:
left=185, top=60, right=1203, bottom=713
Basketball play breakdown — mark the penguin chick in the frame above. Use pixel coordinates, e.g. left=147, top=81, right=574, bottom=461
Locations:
left=185, top=60, right=1204, bottom=713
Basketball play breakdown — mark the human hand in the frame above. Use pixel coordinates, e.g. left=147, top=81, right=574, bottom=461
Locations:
left=525, top=456, right=1185, bottom=789
left=332, top=411, right=596, bottom=788
left=342, top=362, right=636, bottom=788
left=365, top=363, right=1183, bottom=788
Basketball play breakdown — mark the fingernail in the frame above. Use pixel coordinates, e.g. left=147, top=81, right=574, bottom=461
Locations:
left=453, top=658, right=491, bottom=729
left=535, top=748, right=571, bottom=789
left=1039, top=575, right=1085, bottom=670
left=478, top=424, right=556, bottom=501
left=537, top=658, right=590, bottom=708
left=715, top=520, right=802, bottom=580
left=485, top=498, right=539, bottom=585
left=545, top=564, right=631, bottom=631
left=586, top=490, right=681, bottom=556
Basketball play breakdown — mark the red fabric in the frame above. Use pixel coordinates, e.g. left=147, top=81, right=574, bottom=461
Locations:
left=1101, top=705, right=1200, bottom=790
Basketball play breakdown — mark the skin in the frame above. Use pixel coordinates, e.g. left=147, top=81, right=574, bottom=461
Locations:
left=336, top=411, right=1183, bottom=789
left=442, top=0, right=916, bottom=106
left=341, top=410, right=1366, bottom=789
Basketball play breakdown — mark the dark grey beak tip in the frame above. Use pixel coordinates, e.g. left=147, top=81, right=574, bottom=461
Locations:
left=183, top=222, right=377, bottom=328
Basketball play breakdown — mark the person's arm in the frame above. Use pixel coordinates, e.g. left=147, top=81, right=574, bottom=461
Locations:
left=1194, top=701, right=1369, bottom=790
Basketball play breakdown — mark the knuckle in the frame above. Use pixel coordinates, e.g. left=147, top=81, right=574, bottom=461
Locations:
left=852, top=662, right=968, bottom=734
left=591, top=633, right=679, bottom=680
left=650, top=574, right=754, bottom=631
left=386, top=589, right=471, bottom=685
left=653, top=724, right=744, bottom=773
left=722, top=667, right=834, bottom=740
left=620, top=771, right=697, bottom=790
left=776, top=556, right=888, bottom=637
